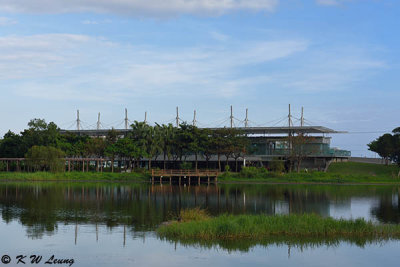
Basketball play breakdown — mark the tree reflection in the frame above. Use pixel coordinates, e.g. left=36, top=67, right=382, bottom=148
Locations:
left=0, top=183, right=398, bottom=240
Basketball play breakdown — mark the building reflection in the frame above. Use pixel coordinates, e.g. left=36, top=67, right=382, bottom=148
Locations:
left=0, top=183, right=398, bottom=241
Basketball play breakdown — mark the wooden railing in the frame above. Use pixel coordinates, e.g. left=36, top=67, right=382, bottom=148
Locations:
left=151, top=169, right=220, bottom=177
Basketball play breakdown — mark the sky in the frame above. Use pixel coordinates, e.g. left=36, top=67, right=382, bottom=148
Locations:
left=0, top=0, right=399, bottom=157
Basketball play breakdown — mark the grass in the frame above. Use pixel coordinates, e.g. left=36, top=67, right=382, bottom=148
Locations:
left=1, top=162, right=399, bottom=184
left=328, top=162, right=399, bottom=177
left=218, top=162, right=400, bottom=184
left=179, top=207, right=211, bottom=222
left=0, top=171, right=150, bottom=182
left=158, top=212, right=400, bottom=240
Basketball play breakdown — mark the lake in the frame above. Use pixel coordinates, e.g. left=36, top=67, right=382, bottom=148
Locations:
left=0, top=182, right=399, bottom=266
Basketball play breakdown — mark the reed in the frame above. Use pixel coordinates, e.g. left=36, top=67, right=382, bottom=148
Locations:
left=157, top=212, right=400, bottom=241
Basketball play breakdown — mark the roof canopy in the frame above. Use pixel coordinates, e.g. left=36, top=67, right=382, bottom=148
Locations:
left=60, top=126, right=344, bottom=136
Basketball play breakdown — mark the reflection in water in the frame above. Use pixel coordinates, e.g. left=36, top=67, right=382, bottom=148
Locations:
left=0, top=183, right=399, bottom=241
left=371, top=188, right=400, bottom=223
left=160, top=234, right=393, bottom=253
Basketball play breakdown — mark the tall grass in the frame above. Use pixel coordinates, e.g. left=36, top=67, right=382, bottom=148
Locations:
left=179, top=208, right=210, bottom=222
left=158, top=212, right=400, bottom=241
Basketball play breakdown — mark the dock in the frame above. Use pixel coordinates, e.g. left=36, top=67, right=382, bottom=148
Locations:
left=151, top=169, right=220, bottom=185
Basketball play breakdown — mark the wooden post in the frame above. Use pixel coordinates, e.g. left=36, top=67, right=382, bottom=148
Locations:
left=6, top=160, right=9, bottom=172
left=101, top=159, right=103, bottom=172
left=82, top=160, right=85, bottom=172
left=160, top=176, right=162, bottom=184
left=151, top=169, right=154, bottom=184
left=169, top=176, right=172, bottom=185
left=179, top=176, right=181, bottom=186
left=86, top=160, right=89, bottom=172
left=189, top=176, right=191, bottom=186
left=16, top=160, right=19, bottom=172
left=68, top=160, right=71, bottom=172
left=207, top=175, right=210, bottom=185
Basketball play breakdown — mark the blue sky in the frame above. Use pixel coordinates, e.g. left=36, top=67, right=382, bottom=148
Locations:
left=0, top=0, right=399, bottom=156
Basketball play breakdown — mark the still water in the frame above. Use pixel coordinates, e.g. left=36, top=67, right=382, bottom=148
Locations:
left=0, top=182, right=399, bottom=266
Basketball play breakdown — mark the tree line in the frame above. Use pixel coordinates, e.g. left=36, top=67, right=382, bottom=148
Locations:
left=0, top=119, right=248, bottom=172
left=368, top=127, right=400, bottom=176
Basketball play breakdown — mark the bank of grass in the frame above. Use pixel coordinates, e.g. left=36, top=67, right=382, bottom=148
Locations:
left=158, top=209, right=400, bottom=242
left=0, top=171, right=150, bottom=182
left=218, top=162, right=400, bottom=184
left=328, top=162, right=399, bottom=177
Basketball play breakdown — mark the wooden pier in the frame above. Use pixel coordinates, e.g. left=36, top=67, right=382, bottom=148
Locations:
left=151, top=169, right=220, bottom=185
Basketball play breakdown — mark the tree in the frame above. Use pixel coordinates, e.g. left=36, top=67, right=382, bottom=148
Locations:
left=25, top=146, right=65, bottom=172
left=84, top=138, right=106, bottom=158
left=368, top=133, right=395, bottom=165
left=200, top=128, right=213, bottom=169
left=212, top=128, right=231, bottom=171
left=146, top=125, right=162, bottom=170
left=115, top=137, right=140, bottom=170
left=288, top=133, right=315, bottom=173
left=105, top=129, right=118, bottom=172
left=391, top=129, right=400, bottom=177
left=0, top=131, right=24, bottom=158
left=231, top=131, right=249, bottom=172
left=368, top=128, right=400, bottom=177
left=159, top=123, right=176, bottom=170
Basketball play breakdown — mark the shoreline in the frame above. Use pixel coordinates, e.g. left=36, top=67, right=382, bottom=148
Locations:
left=0, top=175, right=399, bottom=186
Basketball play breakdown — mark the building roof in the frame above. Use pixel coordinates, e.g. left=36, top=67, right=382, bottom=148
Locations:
left=59, top=126, right=344, bottom=136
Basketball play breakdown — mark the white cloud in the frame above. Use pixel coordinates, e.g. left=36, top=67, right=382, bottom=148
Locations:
left=0, top=0, right=279, bottom=17
left=0, top=33, right=384, bottom=105
left=210, top=31, right=230, bottom=42
left=0, top=33, right=306, bottom=101
left=0, top=16, right=17, bottom=26
left=315, top=0, right=348, bottom=6
left=279, top=48, right=386, bottom=92
left=82, top=20, right=99, bottom=25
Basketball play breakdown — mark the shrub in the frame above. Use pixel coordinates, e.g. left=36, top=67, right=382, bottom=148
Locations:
left=25, top=146, right=65, bottom=173
left=240, top=167, right=269, bottom=178
left=180, top=161, right=193, bottom=170
left=269, top=158, right=285, bottom=173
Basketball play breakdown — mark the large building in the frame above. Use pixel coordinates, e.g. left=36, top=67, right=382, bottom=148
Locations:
left=60, top=125, right=350, bottom=171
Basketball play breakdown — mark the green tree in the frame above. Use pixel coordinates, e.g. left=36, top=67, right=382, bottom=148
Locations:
left=0, top=131, right=24, bottom=157
left=25, top=146, right=65, bottom=172
left=159, top=123, right=176, bottom=170
left=368, top=133, right=395, bottom=165
left=146, top=125, right=162, bottom=170
left=105, top=129, right=119, bottom=172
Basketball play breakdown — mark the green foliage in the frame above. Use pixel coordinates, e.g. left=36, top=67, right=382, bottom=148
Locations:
left=180, top=161, right=193, bottom=170
left=224, top=164, right=230, bottom=172
left=219, top=162, right=400, bottom=184
left=269, top=158, right=285, bottom=172
left=179, top=208, right=210, bottom=222
left=240, top=167, right=270, bottom=178
left=25, top=146, right=65, bottom=173
left=368, top=129, right=400, bottom=167
left=158, top=212, right=400, bottom=241
left=0, top=171, right=149, bottom=181
left=0, top=161, right=5, bottom=171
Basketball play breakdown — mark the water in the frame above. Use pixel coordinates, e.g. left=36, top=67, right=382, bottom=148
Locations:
left=0, top=182, right=399, bottom=266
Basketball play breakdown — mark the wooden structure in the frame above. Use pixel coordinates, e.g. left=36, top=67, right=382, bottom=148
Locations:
left=0, top=158, right=25, bottom=172
left=151, top=169, right=220, bottom=185
left=0, top=158, right=106, bottom=173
